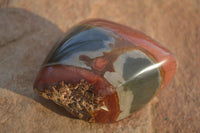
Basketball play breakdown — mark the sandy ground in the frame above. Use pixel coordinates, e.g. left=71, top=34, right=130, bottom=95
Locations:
left=0, top=0, right=199, bottom=133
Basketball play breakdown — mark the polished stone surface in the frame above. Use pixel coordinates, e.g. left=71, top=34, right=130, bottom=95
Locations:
left=34, top=19, right=176, bottom=123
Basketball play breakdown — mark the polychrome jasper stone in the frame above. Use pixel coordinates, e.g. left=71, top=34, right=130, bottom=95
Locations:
left=34, top=19, right=177, bottom=123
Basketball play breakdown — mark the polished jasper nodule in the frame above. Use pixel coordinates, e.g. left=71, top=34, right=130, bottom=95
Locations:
left=34, top=19, right=177, bottom=123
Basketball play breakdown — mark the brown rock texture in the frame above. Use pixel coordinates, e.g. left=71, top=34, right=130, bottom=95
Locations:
left=0, top=0, right=199, bottom=132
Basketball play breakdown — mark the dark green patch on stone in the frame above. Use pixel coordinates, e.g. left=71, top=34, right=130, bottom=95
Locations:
left=122, top=57, right=161, bottom=113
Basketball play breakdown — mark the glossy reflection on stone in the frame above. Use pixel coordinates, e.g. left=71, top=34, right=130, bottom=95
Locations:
left=33, top=19, right=177, bottom=123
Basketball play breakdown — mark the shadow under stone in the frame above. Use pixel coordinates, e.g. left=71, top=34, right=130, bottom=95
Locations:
left=0, top=8, right=77, bottom=119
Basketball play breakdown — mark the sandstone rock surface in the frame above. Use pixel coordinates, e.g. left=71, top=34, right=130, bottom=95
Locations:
left=0, top=0, right=199, bottom=132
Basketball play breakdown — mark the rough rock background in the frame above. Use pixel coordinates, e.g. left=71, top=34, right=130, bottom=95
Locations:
left=0, top=0, right=199, bottom=133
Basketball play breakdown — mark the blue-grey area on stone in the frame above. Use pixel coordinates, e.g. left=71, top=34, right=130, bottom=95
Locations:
left=43, top=25, right=114, bottom=69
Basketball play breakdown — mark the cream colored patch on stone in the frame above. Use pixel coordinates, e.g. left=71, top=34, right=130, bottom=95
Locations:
left=116, top=86, right=134, bottom=120
left=100, top=101, right=109, bottom=111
